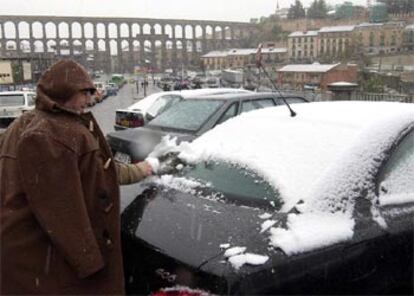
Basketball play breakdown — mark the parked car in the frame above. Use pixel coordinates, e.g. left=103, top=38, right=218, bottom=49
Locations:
left=114, top=88, right=252, bottom=131
left=206, top=77, right=221, bottom=88
left=0, top=91, right=36, bottom=130
left=93, top=81, right=107, bottom=103
left=120, top=101, right=414, bottom=295
left=106, top=82, right=119, bottom=96
left=108, top=92, right=308, bottom=163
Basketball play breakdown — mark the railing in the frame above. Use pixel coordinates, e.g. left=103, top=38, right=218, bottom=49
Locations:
left=351, top=91, right=414, bottom=103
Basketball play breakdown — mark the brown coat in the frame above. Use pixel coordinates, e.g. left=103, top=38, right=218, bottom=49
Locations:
left=0, top=60, right=146, bottom=295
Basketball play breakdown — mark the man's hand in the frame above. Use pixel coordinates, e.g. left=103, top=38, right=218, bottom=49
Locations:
left=136, top=161, right=153, bottom=177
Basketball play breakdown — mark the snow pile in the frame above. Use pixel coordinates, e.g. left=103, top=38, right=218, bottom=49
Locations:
left=153, top=175, right=205, bottom=195
left=269, top=212, right=354, bottom=256
left=228, top=253, right=269, bottom=270
left=223, top=246, right=269, bottom=270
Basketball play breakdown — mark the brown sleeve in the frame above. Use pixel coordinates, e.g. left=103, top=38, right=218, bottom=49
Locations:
left=115, top=161, right=146, bottom=185
left=17, top=132, right=105, bottom=279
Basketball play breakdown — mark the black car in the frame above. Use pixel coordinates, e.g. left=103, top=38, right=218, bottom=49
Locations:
left=108, top=92, right=308, bottom=163
left=120, top=101, right=414, bottom=295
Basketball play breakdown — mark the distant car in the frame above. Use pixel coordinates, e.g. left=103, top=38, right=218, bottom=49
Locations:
left=108, top=92, right=308, bottom=163
left=0, top=91, right=36, bottom=130
left=106, top=82, right=119, bottom=96
left=114, top=88, right=252, bottom=131
left=120, top=101, right=414, bottom=295
left=206, top=77, right=221, bottom=88
left=93, top=81, right=107, bottom=103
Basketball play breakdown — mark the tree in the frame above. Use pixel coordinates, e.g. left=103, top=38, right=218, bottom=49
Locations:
left=287, top=0, right=306, bottom=19
left=307, top=0, right=328, bottom=19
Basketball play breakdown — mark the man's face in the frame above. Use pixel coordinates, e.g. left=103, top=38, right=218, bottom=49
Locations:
left=63, top=90, right=94, bottom=113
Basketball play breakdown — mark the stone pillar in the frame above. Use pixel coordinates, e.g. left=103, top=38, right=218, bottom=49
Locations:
left=15, top=22, right=22, bottom=56
left=0, top=23, right=5, bottom=56
left=68, top=23, right=73, bottom=56
left=28, top=22, right=34, bottom=53
left=105, top=24, right=111, bottom=73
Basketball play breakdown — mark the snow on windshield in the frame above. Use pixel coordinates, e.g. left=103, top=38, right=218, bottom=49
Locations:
left=149, top=101, right=414, bottom=256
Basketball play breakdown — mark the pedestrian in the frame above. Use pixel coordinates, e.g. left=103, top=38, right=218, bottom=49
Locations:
left=0, top=59, right=153, bottom=295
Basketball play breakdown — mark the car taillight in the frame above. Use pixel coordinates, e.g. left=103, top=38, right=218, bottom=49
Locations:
left=129, top=116, right=144, bottom=128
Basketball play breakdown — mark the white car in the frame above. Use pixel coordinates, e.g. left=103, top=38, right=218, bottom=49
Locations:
left=0, top=91, right=36, bottom=131
left=114, top=88, right=251, bottom=130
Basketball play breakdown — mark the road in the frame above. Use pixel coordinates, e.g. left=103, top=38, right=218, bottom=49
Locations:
left=89, top=81, right=160, bottom=135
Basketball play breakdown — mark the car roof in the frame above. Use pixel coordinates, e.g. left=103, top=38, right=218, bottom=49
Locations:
left=183, top=91, right=301, bottom=101
left=125, top=88, right=252, bottom=112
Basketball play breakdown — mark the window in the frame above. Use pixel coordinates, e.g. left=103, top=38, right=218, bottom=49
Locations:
left=149, top=99, right=224, bottom=132
left=378, top=130, right=414, bottom=206
left=146, top=95, right=182, bottom=119
left=27, top=94, right=36, bottom=106
left=215, top=103, right=238, bottom=126
left=0, top=94, right=25, bottom=106
left=180, top=160, right=281, bottom=209
left=241, top=99, right=275, bottom=114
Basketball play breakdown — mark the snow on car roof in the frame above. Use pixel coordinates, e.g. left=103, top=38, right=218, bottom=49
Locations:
left=164, top=101, right=414, bottom=255
left=125, top=88, right=251, bottom=113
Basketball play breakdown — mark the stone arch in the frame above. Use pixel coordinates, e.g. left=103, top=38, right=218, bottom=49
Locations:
left=0, top=25, right=2, bottom=39
left=154, top=24, right=162, bottom=35
left=59, top=39, right=69, bottom=55
left=97, top=23, right=106, bottom=38
left=32, top=22, right=43, bottom=39
left=196, top=40, right=202, bottom=52
left=185, top=25, right=193, bottom=39
left=175, top=25, right=183, bottom=39
left=224, top=26, right=231, bottom=40
left=73, top=39, right=82, bottom=54
left=205, top=25, right=213, bottom=39
left=4, top=22, right=16, bottom=39
left=34, top=40, right=45, bottom=52
left=98, top=39, right=106, bottom=51
left=166, top=40, right=173, bottom=50
left=176, top=40, right=183, bottom=50
left=165, top=24, right=173, bottom=38
left=46, top=40, right=56, bottom=52
left=85, top=39, right=94, bottom=51
left=214, top=26, right=222, bottom=39
left=108, top=23, right=118, bottom=38
left=6, top=41, right=17, bottom=50
left=132, top=40, right=140, bottom=51
left=131, top=23, right=140, bottom=37
left=143, top=40, right=152, bottom=64
left=120, top=23, right=129, bottom=38
left=110, top=39, right=118, bottom=55
left=121, top=40, right=129, bottom=52
left=84, top=22, right=94, bottom=38
left=154, top=40, right=162, bottom=70
left=45, top=22, right=57, bottom=38
left=195, top=25, right=203, bottom=39
left=58, top=22, right=69, bottom=38
left=71, top=22, right=82, bottom=39
left=186, top=40, right=193, bottom=52
left=143, top=24, right=151, bottom=35
left=18, top=21, right=30, bottom=39
left=19, top=40, right=31, bottom=53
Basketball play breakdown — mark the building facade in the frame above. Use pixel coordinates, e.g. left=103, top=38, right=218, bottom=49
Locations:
left=288, top=31, right=319, bottom=62
left=277, top=63, right=358, bottom=91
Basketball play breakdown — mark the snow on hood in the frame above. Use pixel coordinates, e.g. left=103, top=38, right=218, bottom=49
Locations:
left=150, top=101, right=414, bottom=256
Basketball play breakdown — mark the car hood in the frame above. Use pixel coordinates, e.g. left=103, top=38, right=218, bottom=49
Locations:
left=107, top=126, right=196, bottom=161
left=121, top=181, right=283, bottom=275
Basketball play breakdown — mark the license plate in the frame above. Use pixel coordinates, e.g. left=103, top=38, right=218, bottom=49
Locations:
left=114, top=151, right=131, bottom=164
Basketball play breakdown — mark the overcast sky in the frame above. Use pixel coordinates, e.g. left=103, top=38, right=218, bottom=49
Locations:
left=2, top=0, right=367, bottom=22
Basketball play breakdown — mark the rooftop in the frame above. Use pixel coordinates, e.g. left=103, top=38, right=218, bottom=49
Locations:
left=319, top=25, right=355, bottom=33
left=278, top=63, right=340, bottom=73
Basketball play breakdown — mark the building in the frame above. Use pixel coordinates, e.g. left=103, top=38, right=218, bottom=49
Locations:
left=354, top=22, right=405, bottom=55
left=277, top=63, right=358, bottom=91
left=318, top=26, right=355, bottom=58
left=201, top=47, right=288, bottom=71
left=288, top=31, right=319, bottom=61
left=403, top=24, right=414, bottom=50
left=200, top=50, right=228, bottom=70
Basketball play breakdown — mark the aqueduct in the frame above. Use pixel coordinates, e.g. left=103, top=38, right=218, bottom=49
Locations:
left=0, top=15, right=256, bottom=73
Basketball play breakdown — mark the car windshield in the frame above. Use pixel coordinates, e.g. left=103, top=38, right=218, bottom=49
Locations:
left=148, top=99, right=224, bottom=132
left=0, top=95, right=25, bottom=107
left=146, top=95, right=182, bottom=119
left=177, top=159, right=282, bottom=209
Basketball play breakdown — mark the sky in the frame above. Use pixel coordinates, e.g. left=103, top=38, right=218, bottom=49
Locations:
left=1, top=0, right=367, bottom=22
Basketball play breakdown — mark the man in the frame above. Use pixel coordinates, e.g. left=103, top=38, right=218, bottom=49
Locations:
left=0, top=59, right=153, bottom=295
